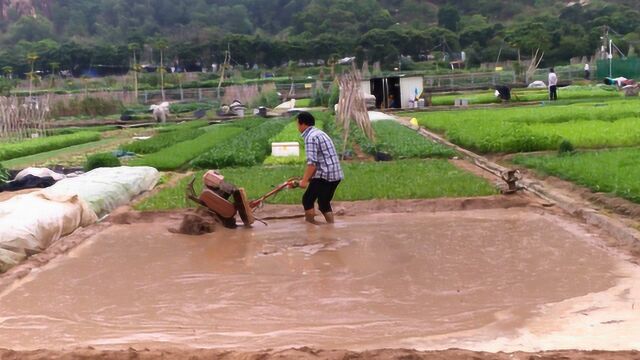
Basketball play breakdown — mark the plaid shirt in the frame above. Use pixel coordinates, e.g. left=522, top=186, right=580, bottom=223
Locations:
left=301, top=126, right=344, bottom=181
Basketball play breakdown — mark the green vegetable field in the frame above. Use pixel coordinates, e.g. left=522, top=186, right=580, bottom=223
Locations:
left=513, top=148, right=640, bottom=203
left=409, top=100, right=640, bottom=153
left=135, top=159, right=497, bottom=210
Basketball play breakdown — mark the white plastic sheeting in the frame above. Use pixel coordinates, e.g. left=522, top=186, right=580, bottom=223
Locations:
left=43, top=166, right=160, bottom=217
left=0, top=166, right=160, bottom=272
left=0, top=193, right=97, bottom=272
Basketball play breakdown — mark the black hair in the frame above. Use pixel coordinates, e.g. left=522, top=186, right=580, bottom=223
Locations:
left=550, top=68, right=555, bottom=73
left=297, top=111, right=315, bottom=126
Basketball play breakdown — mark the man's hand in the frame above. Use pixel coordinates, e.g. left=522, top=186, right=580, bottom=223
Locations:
left=299, top=179, right=309, bottom=188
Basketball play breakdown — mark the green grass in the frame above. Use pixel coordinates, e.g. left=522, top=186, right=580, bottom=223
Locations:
left=409, top=100, right=640, bottom=153
left=129, top=125, right=244, bottom=170
left=513, top=148, right=640, bottom=203
left=135, top=159, right=497, bottom=210
left=190, top=119, right=289, bottom=169
left=121, top=128, right=205, bottom=154
left=295, top=98, right=312, bottom=107
left=0, top=132, right=101, bottom=161
left=430, top=85, right=621, bottom=106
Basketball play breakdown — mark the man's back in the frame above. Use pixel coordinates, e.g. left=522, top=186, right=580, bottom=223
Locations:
left=549, top=72, right=558, bottom=86
left=302, top=127, right=343, bottom=182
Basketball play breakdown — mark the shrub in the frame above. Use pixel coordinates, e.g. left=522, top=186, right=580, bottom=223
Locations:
left=558, top=139, right=575, bottom=155
left=51, top=97, right=123, bottom=118
left=328, top=83, right=340, bottom=112
left=311, top=86, right=329, bottom=107
left=251, top=90, right=281, bottom=108
left=84, top=152, right=121, bottom=171
left=0, top=163, right=9, bottom=184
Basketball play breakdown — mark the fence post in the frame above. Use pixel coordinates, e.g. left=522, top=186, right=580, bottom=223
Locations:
left=198, top=88, right=202, bottom=101
left=144, top=91, right=148, bottom=103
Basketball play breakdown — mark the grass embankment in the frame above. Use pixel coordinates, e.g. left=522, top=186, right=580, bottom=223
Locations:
left=409, top=100, right=640, bottom=153
left=0, top=132, right=101, bottom=161
left=513, top=148, right=640, bottom=203
left=430, top=85, right=620, bottom=106
left=135, top=159, right=497, bottom=211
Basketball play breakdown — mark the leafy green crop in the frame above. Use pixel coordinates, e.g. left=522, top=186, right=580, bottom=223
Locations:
left=190, top=119, right=288, bottom=169
left=135, top=159, right=497, bottom=210
left=410, top=100, right=640, bottom=153
left=513, top=148, right=640, bottom=203
left=430, top=85, right=620, bottom=106
left=129, top=125, right=243, bottom=171
left=0, top=132, right=101, bottom=161
left=368, top=120, right=455, bottom=159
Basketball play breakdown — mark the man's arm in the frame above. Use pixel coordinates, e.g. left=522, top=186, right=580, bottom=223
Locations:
left=300, top=164, right=316, bottom=188
left=301, top=134, right=318, bottom=188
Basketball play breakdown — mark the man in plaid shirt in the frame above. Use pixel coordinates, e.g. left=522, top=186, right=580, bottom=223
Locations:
left=297, top=112, right=344, bottom=224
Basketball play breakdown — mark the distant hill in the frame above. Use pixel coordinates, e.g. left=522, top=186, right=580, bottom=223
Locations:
left=0, top=0, right=639, bottom=75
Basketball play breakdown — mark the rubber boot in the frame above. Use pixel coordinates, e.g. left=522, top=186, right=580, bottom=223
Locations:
left=322, top=212, right=335, bottom=224
left=305, top=209, right=318, bottom=224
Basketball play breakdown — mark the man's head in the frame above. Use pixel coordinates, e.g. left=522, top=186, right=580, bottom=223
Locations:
left=550, top=68, right=555, bottom=73
left=297, top=111, right=315, bottom=133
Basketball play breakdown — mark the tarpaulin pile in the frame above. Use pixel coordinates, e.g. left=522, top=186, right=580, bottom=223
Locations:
left=0, top=166, right=159, bottom=272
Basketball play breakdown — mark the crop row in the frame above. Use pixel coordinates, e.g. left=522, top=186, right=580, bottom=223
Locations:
left=430, top=85, right=620, bottom=106
left=135, top=159, right=498, bottom=210
left=368, top=120, right=455, bottom=159
left=513, top=148, right=640, bottom=203
left=412, top=100, right=640, bottom=153
left=121, top=128, right=204, bottom=154
left=190, top=119, right=288, bottom=169
left=0, top=132, right=101, bottom=161
left=129, top=125, right=244, bottom=171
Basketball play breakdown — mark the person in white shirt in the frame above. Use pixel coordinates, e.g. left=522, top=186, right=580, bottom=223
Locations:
left=584, top=63, right=590, bottom=80
left=548, top=68, right=558, bottom=101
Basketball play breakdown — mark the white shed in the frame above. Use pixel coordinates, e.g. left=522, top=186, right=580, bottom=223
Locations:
left=361, top=76, right=424, bottom=109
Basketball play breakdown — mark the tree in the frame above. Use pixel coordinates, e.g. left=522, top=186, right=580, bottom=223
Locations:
left=2, top=66, right=13, bottom=79
left=49, top=62, right=60, bottom=88
left=438, top=5, right=460, bottom=32
left=26, top=53, right=39, bottom=97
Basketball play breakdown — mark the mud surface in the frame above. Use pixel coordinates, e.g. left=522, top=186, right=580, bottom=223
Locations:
left=1, top=207, right=636, bottom=353
left=1, top=348, right=639, bottom=360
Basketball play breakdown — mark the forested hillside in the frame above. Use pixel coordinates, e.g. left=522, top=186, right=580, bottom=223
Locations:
left=0, top=0, right=639, bottom=76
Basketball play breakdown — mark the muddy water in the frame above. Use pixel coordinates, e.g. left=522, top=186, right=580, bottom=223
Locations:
left=0, top=209, right=621, bottom=350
